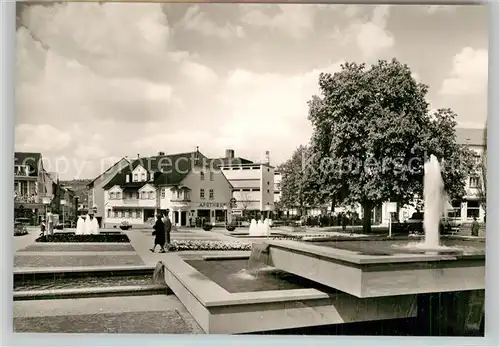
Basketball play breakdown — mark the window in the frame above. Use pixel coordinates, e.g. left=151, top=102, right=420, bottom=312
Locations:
left=133, top=174, right=138, bottom=182
left=137, top=210, right=142, bottom=219
left=148, top=191, right=153, bottom=200
left=135, top=191, right=140, bottom=199
left=161, top=188, right=165, bottom=198
left=209, top=189, right=214, bottom=200
left=116, top=192, right=121, bottom=199
left=141, top=173, right=146, bottom=181
left=124, top=210, right=129, bottom=218
left=114, top=211, right=118, bottom=218
left=252, top=188, right=260, bottom=192
left=209, top=171, right=214, bottom=181
left=469, top=176, right=480, bottom=188
left=107, top=209, right=111, bottom=218
left=141, top=191, right=146, bottom=199
left=200, top=172, right=205, bottom=181
left=267, top=189, right=270, bottom=194
left=200, top=189, right=205, bottom=199
left=110, top=192, right=115, bottom=199
left=466, top=200, right=480, bottom=219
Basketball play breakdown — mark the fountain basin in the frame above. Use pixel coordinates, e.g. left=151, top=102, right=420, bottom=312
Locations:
left=264, top=238, right=485, bottom=298
left=161, top=253, right=417, bottom=334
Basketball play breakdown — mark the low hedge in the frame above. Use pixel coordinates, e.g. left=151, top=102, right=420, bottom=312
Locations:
left=167, top=240, right=251, bottom=251
left=202, top=224, right=213, bottom=231
left=36, top=233, right=130, bottom=243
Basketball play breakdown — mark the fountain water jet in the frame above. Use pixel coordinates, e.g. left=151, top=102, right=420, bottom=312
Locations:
left=248, top=218, right=270, bottom=237
left=393, top=155, right=458, bottom=253
left=422, top=154, right=444, bottom=249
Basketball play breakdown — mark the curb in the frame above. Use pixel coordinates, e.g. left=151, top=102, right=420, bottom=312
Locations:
left=14, top=284, right=170, bottom=301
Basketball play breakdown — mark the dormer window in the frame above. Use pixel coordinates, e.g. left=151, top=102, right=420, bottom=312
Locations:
left=133, top=174, right=138, bottom=182
left=140, top=173, right=146, bottom=181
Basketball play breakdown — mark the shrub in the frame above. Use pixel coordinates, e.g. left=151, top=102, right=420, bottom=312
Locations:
left=120, top=221, right=132, bottom=230
left=226, top=223, right=236, bottom=232
left=36, top=233, right=130, bottom=243
left=202, top=223, right=213, bottom=231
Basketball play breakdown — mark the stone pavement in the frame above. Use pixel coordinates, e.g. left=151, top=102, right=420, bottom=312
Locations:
left=13, top=295, right=203, bottom=334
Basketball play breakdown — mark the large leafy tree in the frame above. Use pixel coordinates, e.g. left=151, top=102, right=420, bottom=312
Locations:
left=307, top=59, right=475, bottom=233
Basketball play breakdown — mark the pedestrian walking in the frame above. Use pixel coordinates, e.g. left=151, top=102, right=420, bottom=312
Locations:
left=162, top=210, right=172, bottom=249
left=150, top=214, right=166, bottom=253
left=471, top=216, right=480, bottom=237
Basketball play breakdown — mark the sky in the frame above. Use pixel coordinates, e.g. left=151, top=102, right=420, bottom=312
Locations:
left=15, top=3, right=488, bottom=180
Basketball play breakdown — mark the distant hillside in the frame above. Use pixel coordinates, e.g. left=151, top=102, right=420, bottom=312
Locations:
left=61, top=179, right=92, bottom=190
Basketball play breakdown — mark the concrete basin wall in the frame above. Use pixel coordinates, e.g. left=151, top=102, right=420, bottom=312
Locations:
left=266, top=240, right=485, bottom=298
left=161, top=254, right=417, bottom=334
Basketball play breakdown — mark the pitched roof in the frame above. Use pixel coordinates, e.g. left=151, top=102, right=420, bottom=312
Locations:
left=103, top=151, right=207, bottom=190
left=455, top=127, right=486, bottom=146
left=88, top=157, right=130, bottom=188
left=14, top=152, right=42, bottom=176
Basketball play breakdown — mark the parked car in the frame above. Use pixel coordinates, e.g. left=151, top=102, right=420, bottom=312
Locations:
left=14, top=217, right=29, bottom=236
left=403, top=212, right=454, bottom=235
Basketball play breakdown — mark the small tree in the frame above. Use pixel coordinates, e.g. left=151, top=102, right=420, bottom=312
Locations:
left=237, top=192, right=252, bottom=218
left=477, top=126, right=487, bottom=217
left=279, top=145, right=310, bottom=216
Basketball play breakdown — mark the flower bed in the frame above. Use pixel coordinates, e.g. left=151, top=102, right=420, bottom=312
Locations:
left=167, top=240, right=251, bottom=251
left=36, top=233, right=130, bottom=243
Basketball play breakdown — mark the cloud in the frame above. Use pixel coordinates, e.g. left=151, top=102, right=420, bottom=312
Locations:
left=178, top=5, right=245, bottom=40
left=240, top=4, right=318, bottom=39
left=440, top=47, right=488, bottom=95
left=16, top=124, right=72, bottom=152
left=332, top=5, right=394, bottom=61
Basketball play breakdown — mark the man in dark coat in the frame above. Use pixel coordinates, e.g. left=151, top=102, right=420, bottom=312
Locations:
left=163, top=210, right=172, bottom=248
left=471, top=216, right=480, bottom=237
left=150, top=214, right=165, bottom=253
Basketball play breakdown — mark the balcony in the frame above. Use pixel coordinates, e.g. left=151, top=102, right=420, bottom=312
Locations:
left=107, top=198, right=157, bottom=208
left=14, top=194, right=46, bottom=208
left=170, top=198, right=191, bottom=208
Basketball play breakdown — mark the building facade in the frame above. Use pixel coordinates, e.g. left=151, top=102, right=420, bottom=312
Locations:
left=14, top=152, right=55, bottom=224
left=213, top=149, right=275, bottom=218
left=103, top=151, right=233, bottom=228
left=88, top=157, right=130, bottom=225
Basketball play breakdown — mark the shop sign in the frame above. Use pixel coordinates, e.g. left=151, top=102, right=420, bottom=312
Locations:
left=199, top=202, right=226, bottom=209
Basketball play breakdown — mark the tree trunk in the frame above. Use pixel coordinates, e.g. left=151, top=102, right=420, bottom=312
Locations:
left=330, top=199, right=336, bottom=215
left=362, top=201, right=373, bottom=234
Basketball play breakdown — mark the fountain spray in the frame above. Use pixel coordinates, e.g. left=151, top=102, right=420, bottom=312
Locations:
left=422, top=155, right=445, bottom=249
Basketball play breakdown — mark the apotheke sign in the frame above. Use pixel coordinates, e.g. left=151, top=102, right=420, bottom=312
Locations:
left=198, top=202, right=226, bottom=209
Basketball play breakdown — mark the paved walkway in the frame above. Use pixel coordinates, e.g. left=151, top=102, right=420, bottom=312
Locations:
left=13, top=295, right=203, bottom=334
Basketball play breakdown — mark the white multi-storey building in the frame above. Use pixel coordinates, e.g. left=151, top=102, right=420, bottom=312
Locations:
left=103, top=150, right=233, bottom=228
left=212, top=149, right=275, bottom=217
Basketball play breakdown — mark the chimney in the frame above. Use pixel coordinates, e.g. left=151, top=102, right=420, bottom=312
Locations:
left=137, top=153, right=140, bottom=158
left=225, top=149, right=235, bottom=159
left=265, top=151, right=270, bottom=165
left=158, top=151, right=165, bottom=156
